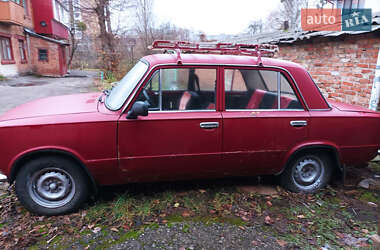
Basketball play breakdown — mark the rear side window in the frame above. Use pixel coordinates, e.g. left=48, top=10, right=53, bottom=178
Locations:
left=224, top=69, right=302, bottom=110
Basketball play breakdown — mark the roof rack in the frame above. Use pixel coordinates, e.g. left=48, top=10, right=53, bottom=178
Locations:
left=149, top=40, right=279, bottom=66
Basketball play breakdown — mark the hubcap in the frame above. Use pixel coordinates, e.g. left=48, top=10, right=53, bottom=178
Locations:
left=292, top=157, right=323, bottom=188
left=28, top=168, right=75, bottom=209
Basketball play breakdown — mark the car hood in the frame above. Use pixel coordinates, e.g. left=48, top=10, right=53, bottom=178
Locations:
left=328, top=100, right=378, bottom=113
left=0, top=92, right=102, bottom=121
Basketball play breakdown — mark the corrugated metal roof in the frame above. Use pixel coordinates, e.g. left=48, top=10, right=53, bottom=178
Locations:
left=224, top=14, right=380, bottom=45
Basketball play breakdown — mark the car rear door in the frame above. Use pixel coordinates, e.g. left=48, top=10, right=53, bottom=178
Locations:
left=221, top=67, right=310, bottom=175
left=117, top=66, right=223, bottom=183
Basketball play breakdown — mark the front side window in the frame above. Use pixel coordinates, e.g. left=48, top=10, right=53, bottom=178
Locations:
left=0, top=37, right=13, bottom=62
left=225, top=69, right=302, bottom=110
left=137, top=67, right=217, bottom=111
left=106, top=60, right=149, bottom=110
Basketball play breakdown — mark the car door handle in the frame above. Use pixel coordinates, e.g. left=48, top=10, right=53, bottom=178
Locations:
left=200, top=122, right=219, bottom=129
left=290, top=120, right=308, bottom=127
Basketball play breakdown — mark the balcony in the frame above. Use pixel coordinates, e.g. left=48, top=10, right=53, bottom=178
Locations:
left=51, top=19, right=69, bottom=40
left=0, top=1, right=25, bottom=26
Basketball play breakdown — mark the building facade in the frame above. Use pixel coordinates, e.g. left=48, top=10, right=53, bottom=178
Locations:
left=0, top=0, right=70, bottom=77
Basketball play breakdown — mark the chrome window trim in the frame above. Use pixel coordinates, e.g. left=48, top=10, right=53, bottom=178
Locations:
left=149, top=109, right=216, bottom=114
left=225, top=109, right=305, bottom=112
left=309, top=108, right=333, bottom=111
left=121, top=62, right=310, bottom=114
left=277, top=71, right=281, bottom=110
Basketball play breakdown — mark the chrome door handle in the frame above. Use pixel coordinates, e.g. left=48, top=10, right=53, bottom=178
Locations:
left=200, top=122, right=219, bottom=129
left=290, top=120, right=308, bottom=127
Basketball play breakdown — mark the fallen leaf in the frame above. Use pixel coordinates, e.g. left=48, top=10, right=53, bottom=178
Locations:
left=174, top=202, right=180, bottom=208
left=251, top=240, right=258, bottom=246
left=297, top=215, right=305, bottom=219
left=241, top=216, right=249, bottom=222
left=92, top=227, right=101, bottom=234
left=88, top=224, right=95, bottom=229
left=110, top=227, right=119, bottom=232
left=266, top=201, right=272, bottom=207
left=239, top=226, right=246, bottom=230
left=264, top=216, right=273, bottom=225
left=182, top=211, right=191, bottom=217
left=199, top=189, right=206, bottom=193
left=335, top=232, right=344, bottom=238
left=361, top=229, right=369, bottom=234
left=276, top=239, right=287, bottom=247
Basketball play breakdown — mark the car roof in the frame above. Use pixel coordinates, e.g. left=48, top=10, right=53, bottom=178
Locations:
left=143, top=53, right=304, bottom=70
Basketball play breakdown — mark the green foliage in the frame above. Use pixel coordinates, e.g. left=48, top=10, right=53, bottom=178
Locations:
left=75, top=21, right=87, bottom=32
left=0, top=75, right=6, bottom=81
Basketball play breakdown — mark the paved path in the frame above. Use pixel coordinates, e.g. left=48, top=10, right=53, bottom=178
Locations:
left=0, top=70, right=98, bottom=115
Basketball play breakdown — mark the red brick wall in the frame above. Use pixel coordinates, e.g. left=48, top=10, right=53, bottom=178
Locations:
left=30, top=36, right=61, bottom=76
left=0, top=24, right=33, bottom=76
left=275, top=33, right=380, bottom=108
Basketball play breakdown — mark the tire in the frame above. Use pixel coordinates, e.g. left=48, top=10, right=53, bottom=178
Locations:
left=15, top=156, right=90, bottom=216
left=280, top=152, right=333, bottom=193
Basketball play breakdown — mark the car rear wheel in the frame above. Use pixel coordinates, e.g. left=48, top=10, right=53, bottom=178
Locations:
left=15, top=156, right=89, bottom=215
left=280, top=153, right=333, bottom=193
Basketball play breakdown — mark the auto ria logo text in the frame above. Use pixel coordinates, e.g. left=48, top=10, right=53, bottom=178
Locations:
left=301, top=8, right=372, bottom=31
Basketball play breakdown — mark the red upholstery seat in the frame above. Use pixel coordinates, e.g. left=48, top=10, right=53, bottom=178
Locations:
left=179, top=91, right=192, bottom=110
left=272, top=96, right=293, bottom=109
left=246, top=89, right=266, bottom=109
left=207, top=103, right=215, bottom=110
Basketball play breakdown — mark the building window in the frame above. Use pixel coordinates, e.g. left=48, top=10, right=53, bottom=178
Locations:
left=38, top=49, right=48, bottom=61
left=52, top=0, right=70, bottom=27
left=0, top=36, right=14, bottom=64
left=18, top=40, right=27, bottom=63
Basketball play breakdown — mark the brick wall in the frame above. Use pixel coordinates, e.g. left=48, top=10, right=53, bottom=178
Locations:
left=29, top=37, right=61, bottom=76
left=275, top=32, right=380, bottom=108
left=0, top=24, right=33, bottom=77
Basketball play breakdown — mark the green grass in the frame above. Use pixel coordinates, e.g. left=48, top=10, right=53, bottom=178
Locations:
left=0, top=75, right=6, bottom=81
left=359, top=191, right=379, bottom=203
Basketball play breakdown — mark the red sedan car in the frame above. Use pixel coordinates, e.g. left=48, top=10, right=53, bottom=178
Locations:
left=0, top=41, right=379, bottom=215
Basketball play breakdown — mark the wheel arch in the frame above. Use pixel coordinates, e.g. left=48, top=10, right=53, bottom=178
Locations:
left=277, top=143, right=343, bottom=177
left=9, top=148, right=98, bottom=194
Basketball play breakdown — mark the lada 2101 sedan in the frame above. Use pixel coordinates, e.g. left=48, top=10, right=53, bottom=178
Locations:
left=0, top=41, right=379, bottom=215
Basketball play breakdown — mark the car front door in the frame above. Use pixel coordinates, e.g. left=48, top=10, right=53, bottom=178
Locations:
left=221, top=67, right=310, bottom=175
left=117, top=66, right=223, bottom=183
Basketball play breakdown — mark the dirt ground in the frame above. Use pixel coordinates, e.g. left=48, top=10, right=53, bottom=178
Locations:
left=0, top=163, right=379, bottom=249
left=0, top=71, right=98, bottom=115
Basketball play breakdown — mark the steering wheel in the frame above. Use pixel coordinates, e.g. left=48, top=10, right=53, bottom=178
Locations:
left=142, top=89, right=152, bottom=107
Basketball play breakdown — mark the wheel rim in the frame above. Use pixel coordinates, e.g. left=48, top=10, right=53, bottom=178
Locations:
left=28, top=168, right=75, bottom=209
left=292, top=157, right=324, bottom=189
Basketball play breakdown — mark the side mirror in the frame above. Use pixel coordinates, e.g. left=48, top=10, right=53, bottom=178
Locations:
left=127, top=101, right=148, bottom=119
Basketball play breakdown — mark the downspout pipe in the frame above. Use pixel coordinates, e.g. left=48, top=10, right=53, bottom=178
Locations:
left=369, top=46, right=380, bottom=111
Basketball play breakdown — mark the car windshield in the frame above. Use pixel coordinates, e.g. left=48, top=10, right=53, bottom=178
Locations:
left=105, top=60, right=149, bottom=110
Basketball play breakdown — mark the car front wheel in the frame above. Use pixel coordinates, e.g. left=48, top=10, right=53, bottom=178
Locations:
left=15, top=156, right=89, bottom=215
left=280, top=153, right=333, bottom=193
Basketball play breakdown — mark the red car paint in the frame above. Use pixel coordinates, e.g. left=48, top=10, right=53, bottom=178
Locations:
left=0, top=54, right=379, bottom=186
